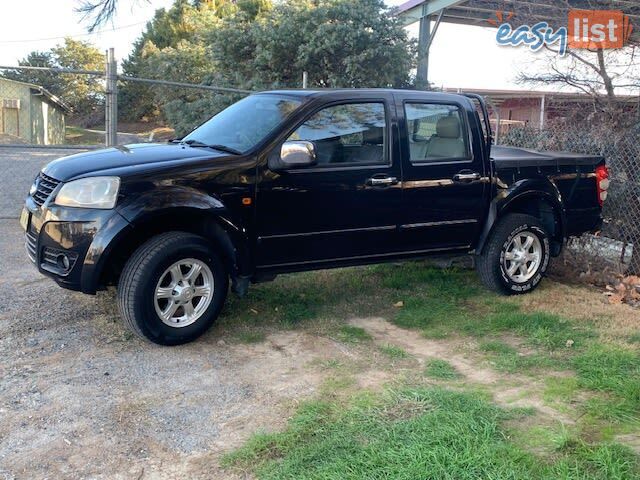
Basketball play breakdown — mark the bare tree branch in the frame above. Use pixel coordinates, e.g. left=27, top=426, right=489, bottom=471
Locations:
left=75, top=0, right=149, bottom=32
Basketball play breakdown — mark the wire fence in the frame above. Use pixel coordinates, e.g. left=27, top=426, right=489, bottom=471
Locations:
left=0, top=56, right=249, bottom=147
left=1, top=60, right=637, bottom=274
left=500, top=122, right=640, bottom=275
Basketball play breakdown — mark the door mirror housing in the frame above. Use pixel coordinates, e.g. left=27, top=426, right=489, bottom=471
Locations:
left=275, top=141, right=317, bottom=169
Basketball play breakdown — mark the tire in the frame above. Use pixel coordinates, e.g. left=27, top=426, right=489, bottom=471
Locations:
left=117, top=232, right=228, bottom=345
left=477, top=214, right=550, bottom=295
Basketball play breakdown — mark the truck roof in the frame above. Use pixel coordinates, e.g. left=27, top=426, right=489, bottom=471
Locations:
left=258, top=89, right=471, bottom=103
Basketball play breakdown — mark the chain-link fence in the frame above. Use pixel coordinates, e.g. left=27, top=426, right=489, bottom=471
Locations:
left=500, top=122, right=640, bottom=275
left=2, top=58, right=636, bottom=274
left=115, top=80, right=246, bottom=145
left=0, top=55, right=249, bottom=148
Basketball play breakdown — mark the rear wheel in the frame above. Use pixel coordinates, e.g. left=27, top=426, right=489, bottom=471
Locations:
left=117, top=232, right=228, bottom=345
left=477, top=214, right=550, bottom=295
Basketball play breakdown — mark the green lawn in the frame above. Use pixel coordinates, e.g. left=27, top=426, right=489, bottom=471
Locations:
left=215, top=262, right=640, bottom=479
left=65, top=126, right=105, bottom=145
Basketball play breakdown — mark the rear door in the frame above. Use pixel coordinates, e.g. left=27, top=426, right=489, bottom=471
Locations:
left=396, top=94, right=489, bottom=251
left=255, top=95, right=403, bottom=268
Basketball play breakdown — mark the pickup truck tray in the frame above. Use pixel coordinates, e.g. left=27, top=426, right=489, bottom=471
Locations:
left=491, top=145, right=604, bottom=168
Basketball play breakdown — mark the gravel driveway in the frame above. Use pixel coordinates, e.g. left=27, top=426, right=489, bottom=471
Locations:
left=0, top=147, right=89, bottom=219
left=0, top=147, right=333, bottom=479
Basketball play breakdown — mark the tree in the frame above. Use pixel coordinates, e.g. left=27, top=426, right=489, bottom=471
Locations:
left=155, top=0, right=414, bottom=135
left=2, top=38, right=105, bottom=122
left=119, top=0, right=247, bottom=122
left=75, top=0, right=119, bottom=32
left=1, top=51, right=62, bottom=94
left=498, top=0, right=640, bottom=124
left=53, top=39, right=106, bottom=119
left=210, top=0, right=415, bottom=91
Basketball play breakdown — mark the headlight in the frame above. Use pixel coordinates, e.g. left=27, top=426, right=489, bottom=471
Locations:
left=55, top=176, right=120, bottom=209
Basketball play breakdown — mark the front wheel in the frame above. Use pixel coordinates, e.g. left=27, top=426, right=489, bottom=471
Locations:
left=477, top=214, right=550, bottom=295
left=117, top=232, right=228, bottom=345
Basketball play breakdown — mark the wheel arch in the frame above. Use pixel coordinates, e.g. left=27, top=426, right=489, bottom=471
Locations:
left=90, top=206, right=251, bottom=292
left=476, top=184, right=566, bottom=256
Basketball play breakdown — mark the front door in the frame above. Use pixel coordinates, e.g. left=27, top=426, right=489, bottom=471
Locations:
left=397, top=97, right=489, bottom=251
left=255, top=98, right=402, bottom=268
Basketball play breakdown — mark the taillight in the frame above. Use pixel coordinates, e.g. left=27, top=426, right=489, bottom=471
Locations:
left=596, top=164, right=610, bottom=206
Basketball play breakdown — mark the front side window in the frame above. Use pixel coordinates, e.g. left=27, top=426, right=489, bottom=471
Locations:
left=405, top=103, right=470, bottom=163
left=288, top=102, right=387, bottom=166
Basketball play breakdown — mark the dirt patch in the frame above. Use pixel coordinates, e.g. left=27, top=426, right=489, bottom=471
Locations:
left=349, top=317, right=573, bottom=423
left=616, top=434, right=640, bottom=455
left=0, top=133, right=27, bottom=145
left=0, top=325, right=353, bottom=479
left=514, top=279, right=640, bottom=340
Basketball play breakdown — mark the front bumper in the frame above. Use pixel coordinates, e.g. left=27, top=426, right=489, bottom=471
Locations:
left=22, top=196, right=132, bottom=293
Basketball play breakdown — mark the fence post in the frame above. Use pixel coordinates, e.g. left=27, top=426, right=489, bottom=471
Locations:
left=302, top=71, right=308, bottom=89
left=104, top=50, right=110, bottom=147
left=105, top=48, right=118, bottom=146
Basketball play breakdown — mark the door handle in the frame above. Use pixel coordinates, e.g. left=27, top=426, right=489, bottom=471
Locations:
left=453, top=172, right=481, bottom=183
left=367, top=176, right=398, bottom=187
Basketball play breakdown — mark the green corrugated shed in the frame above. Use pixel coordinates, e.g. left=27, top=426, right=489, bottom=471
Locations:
left=0, top=77, right=70, bottom=145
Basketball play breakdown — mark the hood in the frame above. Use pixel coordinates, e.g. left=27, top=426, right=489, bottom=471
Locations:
left=43, top=143, right=227, bottom=182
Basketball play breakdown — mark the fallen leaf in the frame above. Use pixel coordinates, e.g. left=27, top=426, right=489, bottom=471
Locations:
left=250, top=308, right=258, bottom=314
left=566, top=339, right=575, bottom=348
left=623, top=275, right=640, bottom=286
left=608, top=294, right=624, bottom=305
left=393, top=301, right=404, bottom=308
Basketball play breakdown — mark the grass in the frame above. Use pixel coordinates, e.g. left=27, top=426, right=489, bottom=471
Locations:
left=337, top=325, right=372, bottom=344
left=214, top=261, right=640, bottom=475
left=378, top=344, right=409, bottom=359
left=234, top=330, right=267, bottom=344
left=424, top=359, right=460, bottom=380
left=65, top=126, right=105, bottom=145
left=573, top=345, right=640, bottom=424
left=224, top=387, right=638, bottom=479
left=480, top=340, right=559, bottom=373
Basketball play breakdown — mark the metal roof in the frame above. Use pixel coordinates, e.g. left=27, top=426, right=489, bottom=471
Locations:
left=443, top=87, right=640, bottom=109
left=0, top=77, right=71, bottom=113
left=395, top=0, right=640, bottom=43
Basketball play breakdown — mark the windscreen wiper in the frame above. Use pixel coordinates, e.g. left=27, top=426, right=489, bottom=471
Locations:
left=208, top=144, right=242, bottom=155
left=177, top=139, right=242, bottom=155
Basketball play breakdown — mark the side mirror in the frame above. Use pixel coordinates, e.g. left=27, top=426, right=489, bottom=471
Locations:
left=279, top=141, right=317, bottom=168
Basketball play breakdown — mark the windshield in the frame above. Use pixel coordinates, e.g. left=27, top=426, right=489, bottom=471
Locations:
left=182, top=94, right=303, bottom=153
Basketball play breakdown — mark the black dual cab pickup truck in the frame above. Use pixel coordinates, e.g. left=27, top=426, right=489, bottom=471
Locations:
left=21, top=89, right=609, bottom=345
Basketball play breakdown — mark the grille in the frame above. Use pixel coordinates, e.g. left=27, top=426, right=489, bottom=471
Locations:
left=31, top=172, right=60, bottom=207
left=25, top=229, right=37, bottom=263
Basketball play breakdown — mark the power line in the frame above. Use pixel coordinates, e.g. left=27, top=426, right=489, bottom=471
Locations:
left=0, top=22, right=147, bottom=44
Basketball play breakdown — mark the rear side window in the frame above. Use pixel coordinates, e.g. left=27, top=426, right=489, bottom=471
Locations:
left=405, top=103, right=470, bottom=163
left=287, top=102, right=387, bottom=167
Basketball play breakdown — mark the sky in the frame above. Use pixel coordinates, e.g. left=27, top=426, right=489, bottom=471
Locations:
left=0, top=0, right=564, bottom=91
